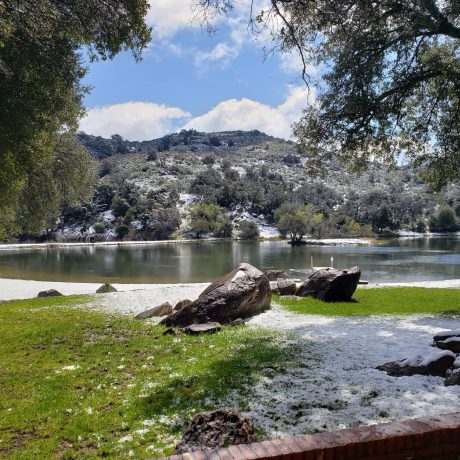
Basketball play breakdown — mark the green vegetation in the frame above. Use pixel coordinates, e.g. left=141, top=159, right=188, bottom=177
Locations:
left=238, top=220, right=260, bottom=240
left=0, top=295, right=295, bottom=458
left=0, top=0, right=150, bottom=239
left=188, top=203, right=232, bottom=238
left=276, top=287, right=460, bottom=316
left=199, top=1, right=460, bottom=188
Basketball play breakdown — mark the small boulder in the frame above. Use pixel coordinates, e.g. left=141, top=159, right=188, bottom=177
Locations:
left=135, top=302, right=173, bottom=320
left=296, top=267, right=361, bottom=302
left=264, top=269, right=289, bottom=281
left=37, top=289, right=63, bottom=298
left=175, top=409, right=256, bottom=454
left=436, top=337, right=460, bottom=353
left=277, top=279, right=297, bottom=296
left=174, top=299, right=193, bottom=311
left=445, top=369, right=460, bottom=386
left=433, top=330, right=460, bottom=346
left=230, top=318, right=245, bottom=327
left=376, top=349, right=456, bottom=377
left=183, top=322, right=222, bottom=335
left=96, top=283, right=117, bottom=294
left=269, top=281, right=279, bottom=293
left=161, top=263, right=271, bottom=327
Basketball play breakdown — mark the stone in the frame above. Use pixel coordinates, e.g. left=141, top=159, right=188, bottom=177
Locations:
left=161, top=263, right=271, bottom=327
left=433, top=330, right=460, bottom=346
left=174, top=299, right=193, bottom=311
left=183, top=322, right=222, bottom=335
left=175, top=409, right=256, bottom=454
left=277, top=279, right=297, bottom=296
left=296, top=266, right=361, bottom=301
left=269, top=281, right=279, bottom=293
left=376, top=350, right=456, bottom=377
left=264, top=269, right=289, bottom=281
left=436, top=337, right=460, bottom=353
left=445, top=369, right=460, bottom=386
left=163, top=327, right=179, bottom=336
left=96, top=283, right=117, bottom=294
left=37, top=289, right=63, bottom=298
left=135, top=302, right=173, bottom=320
left=230, top=318, right=245, bottom=327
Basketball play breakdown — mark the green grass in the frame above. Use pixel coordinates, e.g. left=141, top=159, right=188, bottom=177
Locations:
left=276, top=287, right=460, bottom=316
left=0, top=296, right=297, bottom=459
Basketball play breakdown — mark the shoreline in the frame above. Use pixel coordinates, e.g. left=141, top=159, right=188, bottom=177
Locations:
left=0, top=277, right=459, bottom=303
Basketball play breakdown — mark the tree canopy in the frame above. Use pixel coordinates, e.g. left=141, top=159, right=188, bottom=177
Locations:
left=197, top=0, right=460, bottom=189
left=0, top=0, right=150, bottom=238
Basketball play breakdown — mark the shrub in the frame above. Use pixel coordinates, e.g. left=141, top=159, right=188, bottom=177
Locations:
left=115, top=224, right=129, bottom=239
left=239, top=220, right=259, bottom=240
left=111, top=196, right=130, bottom=218
left=94, top=222, right=106, bottom=234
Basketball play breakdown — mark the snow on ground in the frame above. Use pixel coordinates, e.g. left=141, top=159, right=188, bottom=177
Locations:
left=220, top=304, right=460, bottom=438
left=305, top=238, right=373, bottom=246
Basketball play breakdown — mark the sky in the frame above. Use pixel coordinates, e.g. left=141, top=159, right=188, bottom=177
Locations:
left=79, top=0, right=316, bottom=141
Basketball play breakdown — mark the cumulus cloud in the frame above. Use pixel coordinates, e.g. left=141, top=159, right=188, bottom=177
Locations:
left=194, top=42, right=240, bottom=69
left=183, top=85, right=314, bottom=139
left=79, top=102, right=191, bottom=141
left=146, top=0, right=198, bottom=39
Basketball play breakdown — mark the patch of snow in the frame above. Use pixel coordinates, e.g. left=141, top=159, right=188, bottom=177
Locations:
left=218, top=305, right=460, bottom=438
left=434, top=329, right=460, bottom=339
left=118, top=435, right=133, bottom=444
left=56, top=365, right=80, bottom=373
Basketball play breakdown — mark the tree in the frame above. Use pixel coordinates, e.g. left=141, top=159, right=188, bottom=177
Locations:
left=146, top=208, right=181, bottom=240
left=15, top=135, right=96, bottom=237
left=197, top=1, right=460, bottom=188
left=275, top=202, right=312, bottom=245
left=111, top=196, right=130, bottom=219
left=238, top=220, right=260, bottom=240
left=188, top=203, right=231, bottom=238
left=430, top=206, right=457, bottom=232
left=0, top=0, right=150, bottom=238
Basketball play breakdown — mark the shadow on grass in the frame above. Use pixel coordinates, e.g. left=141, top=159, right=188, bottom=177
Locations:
left=138, top=332, right=300, bottom=430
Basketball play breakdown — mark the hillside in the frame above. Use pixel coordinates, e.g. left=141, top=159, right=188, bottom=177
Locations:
left=53, top=129, right=460, bottom=242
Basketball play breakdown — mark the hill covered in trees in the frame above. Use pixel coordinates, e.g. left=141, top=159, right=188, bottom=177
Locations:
left=13, top=129, right=460, bottom=242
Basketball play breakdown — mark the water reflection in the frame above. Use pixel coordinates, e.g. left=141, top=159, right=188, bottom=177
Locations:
left=0, top=236, right=459, bottom=283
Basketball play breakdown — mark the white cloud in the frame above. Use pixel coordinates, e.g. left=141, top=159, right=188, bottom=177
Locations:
left=146, top=0, right=198, bottom=39
left=79, top=102, right=191, bottom=141
left=183, top=85, right=314, bottom=139
left=194, top=42, right=240, bottom=69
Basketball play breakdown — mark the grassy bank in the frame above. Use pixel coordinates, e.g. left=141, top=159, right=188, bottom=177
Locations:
left=276, top=287, right=460, bottom=316
left=0, top=296, right=296, bottom=459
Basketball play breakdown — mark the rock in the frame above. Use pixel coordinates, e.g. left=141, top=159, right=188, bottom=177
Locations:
left=135, top=302, right=173, bottom=320
left=163, top=327, right=179, bottom=336
left=175, top=409, right=256, bottom=454
left=436, top=337, right=460, bottom=353
left=161, top=263, right=271, bottom=327
left=269, top=281, right=279, bottom=293
left=445, top=369, right=460, bottom=386
left=433, top=329, right=460, bottom=346
left=279, top=295, right=302, bottom=301
left=277, top=279, right=297, bottom=296
left=296, top=267, right=361, bottom=301
left=264, top=269, right=289, bottom=281
left=230, top=318, right=245, bottom=327
left=37, top=289, right=63, bottom=298
left=96, top=283, right=117, bottom=293
left=183, top=322, right=222, bottom=335
left=376, top=350, right=456, bottom=377
left=174, top=299, right=193, bottom=311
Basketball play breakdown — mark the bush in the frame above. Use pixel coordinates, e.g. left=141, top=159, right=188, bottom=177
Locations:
left=94, top=222, right=106, bottom=234
left=111, top=196, right=130, bottom=218
left=239, top=220, right=259, bottom=240
left=188, top=203, right=231, bottom=238
left=202, top=155, right=215, bottom=165
left=115, top=224, right=129, bottom=239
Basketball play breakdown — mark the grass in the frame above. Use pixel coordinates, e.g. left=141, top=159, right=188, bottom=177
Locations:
left=276, top=287, right=460, bottom=316
left=0, top=296, right=297, bottom=459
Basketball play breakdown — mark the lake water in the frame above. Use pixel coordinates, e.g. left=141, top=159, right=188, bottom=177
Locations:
left=0, top=236, right=459, bottom=284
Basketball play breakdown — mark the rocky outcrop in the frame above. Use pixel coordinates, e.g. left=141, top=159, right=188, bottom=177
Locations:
left=264, top=269, right=289, bottom=281
left=175, top=409, right=256, bottom=454
left=376, top=350, right=455, bottom=377
left=433, top=330, right=460, bottom=346
left=161, top=263, right=271, bottom=327
left=135, top=302, right=173, bottom=320
left=37, top=289, right=63, bottom=298
left=96, top=283, right=117, bottom=293
left=436, top=337, right=460, bottom=353
left=296, top=267, right=361, bottom=301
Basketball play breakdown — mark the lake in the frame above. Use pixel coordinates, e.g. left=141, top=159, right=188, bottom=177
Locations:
left=0, top=236, right=459, bottom=284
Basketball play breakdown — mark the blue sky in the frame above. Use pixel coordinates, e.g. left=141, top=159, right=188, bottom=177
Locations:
left=79, top=0, right=316, bottom=141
